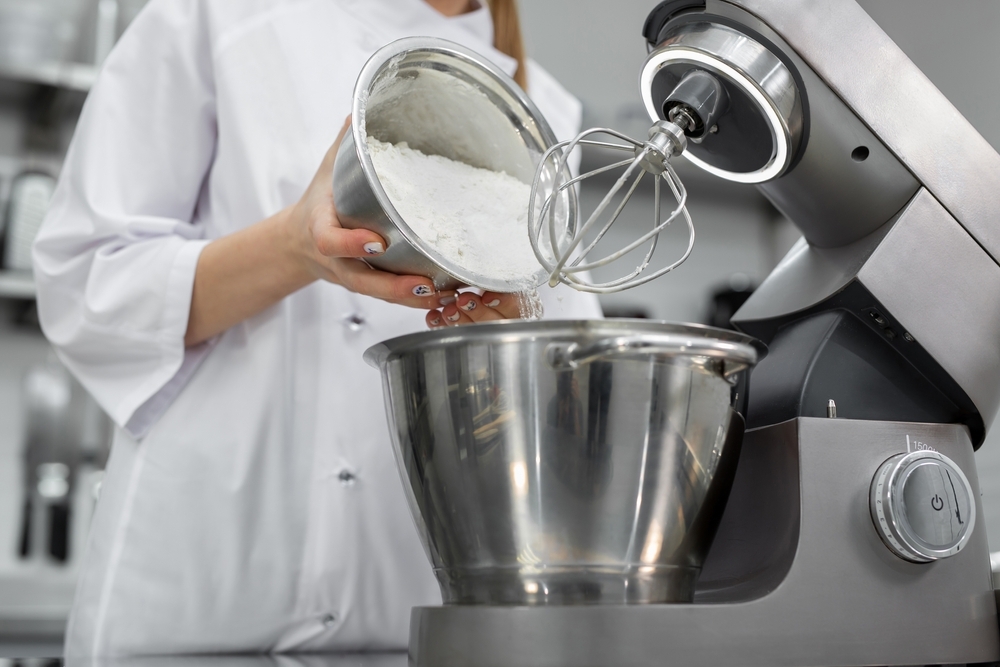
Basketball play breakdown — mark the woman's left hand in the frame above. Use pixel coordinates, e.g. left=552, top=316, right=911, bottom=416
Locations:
left=425, top=291, right=521, bottom=328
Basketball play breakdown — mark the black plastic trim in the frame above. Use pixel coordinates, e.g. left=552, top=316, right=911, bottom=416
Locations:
left=737, top=280, right=983, bottom=448
left=643, top=0, right=707, bottom=48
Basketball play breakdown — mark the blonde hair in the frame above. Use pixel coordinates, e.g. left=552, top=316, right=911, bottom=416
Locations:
left=487, top=0, right=527, bottom=89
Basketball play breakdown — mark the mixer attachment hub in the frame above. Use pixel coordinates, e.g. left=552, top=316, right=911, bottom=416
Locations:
left=662, top=69, right=729, bottom=140
left=634, top=120, right=687, bottom=176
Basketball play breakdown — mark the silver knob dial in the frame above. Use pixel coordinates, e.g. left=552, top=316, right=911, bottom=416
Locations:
left=870, top=451, right=975, bottom=563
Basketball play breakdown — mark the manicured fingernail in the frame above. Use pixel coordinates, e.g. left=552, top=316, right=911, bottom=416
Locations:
left=447, top=312, right=461, bottom=322
left=429, top=317, right=441, bottom=326
left=439, top=296, right=456, bottom=306
left=486, top=299, right=501, bottom=308
left=461, top=300, right=477, bottom=311
left=364, top=242, right=385, bottom=255
left=413, top=285, right=433, bottom=296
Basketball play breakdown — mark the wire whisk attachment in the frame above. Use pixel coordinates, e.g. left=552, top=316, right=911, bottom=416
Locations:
left=529, top=118, right=696, bottom=294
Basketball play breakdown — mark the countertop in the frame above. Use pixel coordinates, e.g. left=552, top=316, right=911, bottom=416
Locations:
left=0, top=652, right=410, bottom=667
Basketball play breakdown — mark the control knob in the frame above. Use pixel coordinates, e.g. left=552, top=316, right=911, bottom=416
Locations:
left=870, top=450, right=975, bottom=563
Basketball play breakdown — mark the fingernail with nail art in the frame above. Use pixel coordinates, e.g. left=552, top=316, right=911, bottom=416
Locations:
left=412, top=285, right=433, bottom=297
left=461, top=300, right=477, bottom=311
left=447, top=312, right=461, bottom=322
left=429, top=317, right=441, bottom=326
left=486, top=299, right=501, bottom=307
left=363, top=242, right=385, bottom=255
left=439, top=296, right=456, bottom=306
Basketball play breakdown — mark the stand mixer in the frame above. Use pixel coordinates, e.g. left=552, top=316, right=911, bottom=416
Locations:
left=362, top=1, right=1000, bottom=664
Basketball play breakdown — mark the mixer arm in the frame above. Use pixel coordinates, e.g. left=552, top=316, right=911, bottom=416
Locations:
left=640, top=0, right=1000, bottom=446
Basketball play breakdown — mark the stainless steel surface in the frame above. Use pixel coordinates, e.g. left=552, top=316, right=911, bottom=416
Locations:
left=870, top=450, right=975, bottom=563
left=0, top=271, right=36, bottom=299
left=410, top=419, right=1000, bottom=667
left=3, top=172, right=55, bottom=272
left=855, top=190, right=1000, bottom=441
left=0, top=639, right=63, bottom=657
left=18, top=358, right=109, bottom=565
left=544, top=330, right=755, bottom=371
left=365, top=320, right=758, bottom=605
left=0, top=351, right=110, bottom=639
left=732, top=222, right=891, bottom=325
left=528, top=123, right=695, bottom=294
left=332, top=37, right=563, bottom=292
left=19, top=656, right=410, bottom=667
left=727, top=0, right=1000, bottom=266
left=735, top=189, right=1000, bottom=446
left=641, top=22, right=802, bottom=183
left=681, top=2, right=921, bottom=248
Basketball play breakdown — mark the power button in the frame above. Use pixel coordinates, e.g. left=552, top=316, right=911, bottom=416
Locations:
left=870, top=450, right=975, bottom=563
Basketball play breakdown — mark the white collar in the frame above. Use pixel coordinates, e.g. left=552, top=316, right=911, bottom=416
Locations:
left=339, top=0, right=517, bottom=76
left=448, top=3, right=494, bottom=46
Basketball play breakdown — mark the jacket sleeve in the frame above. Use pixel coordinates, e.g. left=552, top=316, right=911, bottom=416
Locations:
left=33, top=0, right=217, bottom=438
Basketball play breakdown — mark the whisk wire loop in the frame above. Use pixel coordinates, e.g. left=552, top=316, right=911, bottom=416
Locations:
left=550, top=150, right=649, bottom=282
left=529, top=124, right=696, bottom=294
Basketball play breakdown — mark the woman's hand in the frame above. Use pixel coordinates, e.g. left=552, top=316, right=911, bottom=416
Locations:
left=425, top=291, right=522, bottom=328
left=284, top=117, right=457, bottom=310
left=185, top=117, right=456, bottom=347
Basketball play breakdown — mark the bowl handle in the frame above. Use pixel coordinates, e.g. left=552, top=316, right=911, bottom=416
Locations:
left=545, top=335, right=757, bottom=372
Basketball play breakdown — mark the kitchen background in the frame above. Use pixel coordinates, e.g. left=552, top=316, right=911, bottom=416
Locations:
left=0, top=0, right=996, bottom=644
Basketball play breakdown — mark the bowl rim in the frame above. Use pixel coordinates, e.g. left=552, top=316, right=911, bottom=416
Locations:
left=352, top=36, right=563, bottom=293
left=364, top=318, right=765, bottom=370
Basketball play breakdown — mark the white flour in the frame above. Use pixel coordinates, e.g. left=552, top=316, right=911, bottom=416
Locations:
left=367, top=137, right=546, bottom=306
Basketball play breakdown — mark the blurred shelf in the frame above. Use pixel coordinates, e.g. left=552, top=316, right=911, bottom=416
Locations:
left=0, top=568, right=75, bottom=642
left=0, top=61, right=97, bottom=92
left=0, top=271, right=36, bottom=299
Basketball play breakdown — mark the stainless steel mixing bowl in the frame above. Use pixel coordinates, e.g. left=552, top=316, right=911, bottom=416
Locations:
left=333, top=37, right=575, bottom=292
left=365, top=320, right=761, bottom=605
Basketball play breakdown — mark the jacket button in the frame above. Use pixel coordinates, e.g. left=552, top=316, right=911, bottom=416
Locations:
left=343, top=313, right=366, bottom=331
left=338, top=469, right=357, bottom=484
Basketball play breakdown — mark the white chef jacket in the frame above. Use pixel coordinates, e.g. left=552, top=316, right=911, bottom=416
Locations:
left=32, top=0, right=602, bottom=658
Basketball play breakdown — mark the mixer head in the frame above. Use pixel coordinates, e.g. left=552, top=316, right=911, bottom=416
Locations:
left=530, top=21, right=803, bottom=294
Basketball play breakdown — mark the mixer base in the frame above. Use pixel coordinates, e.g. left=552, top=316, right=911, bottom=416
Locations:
left=409, top=419, right=1000, bottom=667
left=435, top=565, right=699, bottom=605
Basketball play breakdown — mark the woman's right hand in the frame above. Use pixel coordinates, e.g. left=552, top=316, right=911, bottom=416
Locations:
left=185, top=118, right=456, bottom=347
left=425, top=291, right=523, bottom=328
left=283, top=117, right=457, bottom=310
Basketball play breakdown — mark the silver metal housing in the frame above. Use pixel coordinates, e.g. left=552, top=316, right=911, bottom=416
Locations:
left=729, top=0, right=1000, bottom=265
left=665, top=0, right=1000, bottom=445
left=640, top=22, right=803, bottom=183
left=408, top=419, right=1000, bottom=667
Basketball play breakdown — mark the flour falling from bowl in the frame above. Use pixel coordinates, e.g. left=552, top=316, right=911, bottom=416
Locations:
left=367, top=137, right=545, bottom=319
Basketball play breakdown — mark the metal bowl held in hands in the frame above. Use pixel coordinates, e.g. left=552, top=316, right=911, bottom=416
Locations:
left=365, top=320, right=761, bottom=605
left=333, top=37, right=575, bottom=292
